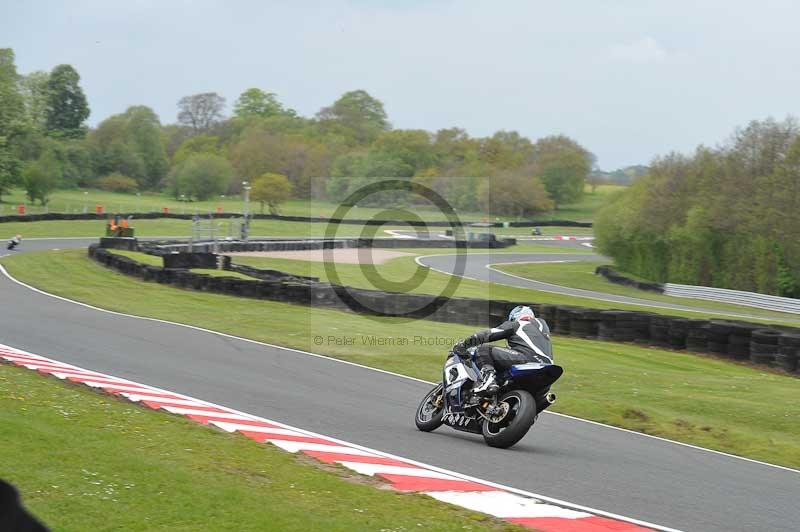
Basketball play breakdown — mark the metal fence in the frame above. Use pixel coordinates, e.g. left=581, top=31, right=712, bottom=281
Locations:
left=664, top=283, right=800, bottom=314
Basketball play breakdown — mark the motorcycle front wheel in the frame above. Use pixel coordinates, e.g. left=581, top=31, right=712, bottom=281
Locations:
left=482, top=389, right=537, bottom=448
left=415, top=384, right=444, bottom=432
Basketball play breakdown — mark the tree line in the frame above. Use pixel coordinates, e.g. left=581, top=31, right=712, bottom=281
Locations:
left=594, top=117, right=800, bottom=297
left=0, top=48, right=594, bottom=216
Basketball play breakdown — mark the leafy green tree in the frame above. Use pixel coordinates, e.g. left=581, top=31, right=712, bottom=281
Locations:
left=22, top=148, right=61, bottom=204
left=45, top=64, right=90, bottom=138
left=172, top=135, right=220, bottom=166
left=0, top=136, right=22, bottom=201
left=177, top=92, right=226, bottom=134
left=234, top=88, right=294, bottom=119
left=532, top=135, right=593, bottom=208
left=125, top=106, right=168, bottom=188
left=0, top=49, right=26, bottom=200
left=89, top=106, right=167, bottom=189
left=20, top=71, right=50, bottom=131
left=316, top=90, right=390, bottom=145
left=167, top=153, right=232, bottom=200
left=370, top=130, right=436, bottom=174
left=478, top=174, right=553, bottom=218
left=251, top=172, right=292, bottom=214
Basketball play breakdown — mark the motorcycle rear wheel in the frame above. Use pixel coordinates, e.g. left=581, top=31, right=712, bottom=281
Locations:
left=415, top=384, right=444, bottom=432
left=482, top=389, right=537, bottom=448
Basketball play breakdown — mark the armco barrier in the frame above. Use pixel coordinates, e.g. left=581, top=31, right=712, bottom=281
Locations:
left=88, top=243, right=800, bottom=376
left=596, top=265, right=800, bottom=314
left=0, top=211, right=591, bottom=228
left=664, top=283, right=800, bottom=314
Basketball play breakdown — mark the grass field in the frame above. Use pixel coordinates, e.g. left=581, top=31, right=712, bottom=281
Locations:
left=0, top=217, right=599, bottom=240
left=2, top=249, right=799, bottom=470
left=0, top=184, right=622, bottom=222
left=0, top=363, right=522, bottom=532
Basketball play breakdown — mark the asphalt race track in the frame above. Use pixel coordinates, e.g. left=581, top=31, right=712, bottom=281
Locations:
left=2, top=241, right=800, bottom=531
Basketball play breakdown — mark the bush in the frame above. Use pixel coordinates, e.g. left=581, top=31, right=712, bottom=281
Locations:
left=96, top=173, right=139, bottom=193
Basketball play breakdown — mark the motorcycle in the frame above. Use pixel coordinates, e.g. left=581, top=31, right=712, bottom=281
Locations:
left=6, top=236, right=21, bottom=251
left=415, top=347, right=563, bottom=448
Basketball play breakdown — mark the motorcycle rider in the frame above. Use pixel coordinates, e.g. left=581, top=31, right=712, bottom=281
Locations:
left=6, top=234, right=21, bottom=251
left=453, top=305, right=553, bottom=396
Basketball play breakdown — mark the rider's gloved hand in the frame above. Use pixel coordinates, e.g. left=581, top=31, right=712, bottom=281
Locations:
left=462, top=334, right=480, bottom=348
left=452, top=342, right=469, bottom=358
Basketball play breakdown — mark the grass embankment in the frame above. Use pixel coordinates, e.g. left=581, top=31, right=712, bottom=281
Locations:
left=0, top=218, right=420, bottom=239
left=3, top=250, right=799, bottom=470
left=229, top=253, right=800, bottom=326
left=0, top=364, right=522, bottom=532
left=1, top=184, right=621, bottom=221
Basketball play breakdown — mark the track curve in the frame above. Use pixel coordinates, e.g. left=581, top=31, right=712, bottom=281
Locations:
left=1, top=261, right=799, bottom=531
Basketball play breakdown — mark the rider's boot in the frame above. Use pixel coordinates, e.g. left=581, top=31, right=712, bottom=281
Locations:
left=473, top=367, right=499, bottom=396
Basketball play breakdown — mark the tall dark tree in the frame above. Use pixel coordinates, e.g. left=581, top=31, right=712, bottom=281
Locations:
left=45, top=64, right=90, bottom=138
left=177, top=92, right=226, bottom=134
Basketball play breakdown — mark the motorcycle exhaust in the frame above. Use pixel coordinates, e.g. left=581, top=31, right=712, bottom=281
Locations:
left=544, top=392, right=557, bottom=405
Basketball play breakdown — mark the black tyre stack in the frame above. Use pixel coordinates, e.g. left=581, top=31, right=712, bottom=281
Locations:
left=776, top=333, right=800, bottom=373
left=707, top=321, right=733, bottom=355
left=537, top=304, right=557, bottom=331
left=597, top=311, right=617, bottom=341
left=685, top=319, right=710, bottom=352
left=727, top=323, right=758, bottom=360
left=667, top=318, right=689, bottom=349
left=568, top=309, right=599, bottom=339
left=649, top=316, right=671, bottom=347
left=750, top=329, right=781, bottom=366
left=553, top=306, right=575, bottom=335
left=612, top=311, right=638, bottom=342
left=632, top=313, right=653, bottom=344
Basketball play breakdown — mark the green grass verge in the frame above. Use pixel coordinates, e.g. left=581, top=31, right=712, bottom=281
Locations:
left=1, top=185, right=621, bottom=222
left=2, top=250, right=799, bottom=470
left=0, top=217, right=599, bottom=241
left=492, top=260, right=800, bottom=325
left=0, top=218, right=421, bottom=239
left=0, top=363, right=522, bottom=532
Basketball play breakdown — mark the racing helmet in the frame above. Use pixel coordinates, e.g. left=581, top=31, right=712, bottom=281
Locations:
left=508, top=305, right=535, bottom=321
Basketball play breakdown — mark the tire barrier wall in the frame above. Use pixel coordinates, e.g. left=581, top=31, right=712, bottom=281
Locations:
left=137, top=237, right=516, bottom=255
left=594, top=265, right=665, bottom=293
left=0, top=211, right=591, bottom=228
left=89, top=244, right=800, bottom=376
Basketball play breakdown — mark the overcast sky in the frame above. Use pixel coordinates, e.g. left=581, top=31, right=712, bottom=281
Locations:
left=2, top=0, right=799, bottom=169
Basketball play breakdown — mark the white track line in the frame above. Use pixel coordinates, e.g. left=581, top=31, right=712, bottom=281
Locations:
left=2, top=263, right=798, bottom=479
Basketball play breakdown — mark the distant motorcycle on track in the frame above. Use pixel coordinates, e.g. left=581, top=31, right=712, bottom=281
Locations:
left=6, top=234, right=21, bottom=251
left=415, top=347, right=563, bottom=448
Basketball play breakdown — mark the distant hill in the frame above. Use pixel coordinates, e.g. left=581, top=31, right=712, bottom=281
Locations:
left=589, top=165, right=649, bottom=185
